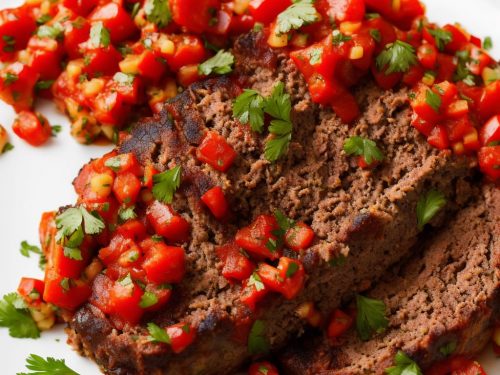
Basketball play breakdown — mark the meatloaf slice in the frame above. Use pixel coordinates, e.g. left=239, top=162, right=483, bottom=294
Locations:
left=279, top=184, right=500, bottom=375
left=67, top=32, right=478, bottom=374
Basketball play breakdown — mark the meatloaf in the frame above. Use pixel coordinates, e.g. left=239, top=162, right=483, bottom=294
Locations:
left=279, top=184, right=500, bottom=375
left=67, top=32, right=477, bottom=374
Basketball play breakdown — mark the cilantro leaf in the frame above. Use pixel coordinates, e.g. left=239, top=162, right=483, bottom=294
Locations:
left=0, top=293, right=40, bottom=339
left=454, top=50, right=475, bottom=85
left=80, top=207, right=105, bottom=235
left=233, top=89, right=266, bottom=132
left=2, top=142, right=14, bottom=154
left=147, top=322, right=171, bottom=344
left=35, top=80, right=55, bottom=91
left=483, top=36, right=493, bottom=51
left=265, top=134, right=292, bottom=162
left=248, top=320, right=269, bottom=355
left=427, top=28, right=452, bottom=51
left=63, top=247, right=83, bottom=261
left=264, top=82, right=291, bottom=122
left=119, top=206, right=137, bottom=222
left=20, top=241, right=42, bottom=258
left=332, top=30, right=352, bottom=45
left=425, top=89, right=442, bottom=113
left=309, top=47, right=323, bottom=64
left=113, top=72, right=135, bottom=86
left=37, top=24, right=63, bottom=40
left=285, top=262, right=299, bottom=278
left=247, top=273, right=265, bottom=291
left=139, top=292, right=158, bottom=308
left=17, top=354, right=79, bottom=375
left=51, top=125, right=62, bottom=137
left=55, top=208, right=83, bottom=241
left=276, top=0, right=318, bottom=35
left=152, top=165, right=182, bottom=204
left=416, top=190, right=446, bottom=230
left=385, top=351, right=423, bottom=375
left=370, top=29, right=381, bottom=43
left=274, top=210, right=295, bottom=232
left=343, top=136, right=384, bottom=164
left=355, top=294, right=388, bottom=341
left=89, top=21, right=110, bottom=48
left=376, top=40, right=417, bottom=75
left=198, top=50, right=234, bottom=76
left=144, top=0, right=171, bottom=28
left=4, top=72, right=18, bottom=86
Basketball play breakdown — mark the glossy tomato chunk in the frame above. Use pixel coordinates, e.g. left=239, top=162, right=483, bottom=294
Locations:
left=478, top=146, right=500, bottom=181
left=248, top=0, right=291, bottom=24
left=285, top=222, right=315, bottom=251
left=201, top=186, right=229, bottom=219
left=146, top=201, right=191, bottom=244
left=109, top=278, right=144, bottom=326
left=142, top=242, right=186, bottom=284
left=17, top=277, right=45, bottom=305
left=249, top=362, right=279, bottom=375
left=166, top=322, right=197, bottom=353
left=327, top=309, right=353, bottom=339
left=480, top=115, right=500, bottom=146
left=0, top=62, right=39, bottom=112
left=257, top=257, right=305, bottom=299
left=43, top=269, right=91, bottom=310
left=235, top=215, right=281, bottom=260
left=171, top=0, right=221, bottom=33
left=0, top=7, right=36, bottom=61
left=12, top=111, right=51, bottom=146
left=216, top=242, right=255, bottom=281
left=89, top=3, right=137, bottom=43
left=196, top=131, right=237, bottom=172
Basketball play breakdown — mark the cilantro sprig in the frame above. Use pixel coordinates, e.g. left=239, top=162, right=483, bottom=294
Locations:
left=55, top=206, right=105, bottom=242
left=233, top=89, right=266, bottom=132
left=355, top=294, right=388, bottom=341
left=343, top=136, right=384, bottom=165
left=276, top=0, right=318, bottom=35
left=0, top=293, right=40, bottom=339
left=376, top=40, right=417, bottom=75
left=144, top=0, right=171, bottom=28
left=152, top=165, right=182, bottom=204
left=416, top=190, right=446, bottom=230
left=427, top=28, right=452, bottom=51
left=17, top=354, right=79, bottom=375
left=198, top=50, right=235, bottom=76
left=248, top=320, right=269, bottom=355
left=147, top=322, right=171, bottom=344
left=247, top=273, right=265, bottom=291
left=385, top=351, right=423, bottom=375
left=89, top=22, right=110, bottom=48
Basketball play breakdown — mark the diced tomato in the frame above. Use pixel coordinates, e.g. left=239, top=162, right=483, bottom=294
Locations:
left=17, top=277, right=45, bottom=305
left=316, top=0, right=365, bottom=22
left=257, top=257, right=305, bottom=299
left=64, top=17, right=91, bottom=59
left=146, top=201, right=191, bottom=244
left=27, top=36, right=63, bottom=81
left=81, top=44, right=122, bottom=78
left=479, top=81, right=500, bottom=121
left=62, top=0, right=99, bottom=16
left=39, top=211, right=57, bottom=254
left=165, top=322, right=197, bottom=353
left=248, top=0, right=291, bottom=24
left=196, top=131, right=237, bottom=172
left=331, top=91, right=360, bottom=123
left=141, top=283, right=172, bottom=312
left=177, top=64, right=202, bottom=87
left=142, top=242, right=186, bottom=284
left=89, top=3, right=137, bottom=43
left=171, top=0, right=221, bottom=33
left=411, top=115, right=434, bottom=137
left=105, top=152, right=142, bottom=175
left=436, top=53, right=456, bottom=82
left=93, top=89, right=130, bottom=126
left=89, top=273, right=114, bottom=314
left=427, top=124, right=449, bottom=150
left=235, top=215, right=281, bottom=260
left=307, top=74, right=340, bottom=105
left=364, top=0, right=425, bottom=30
left=201, top=186, right=229, bottom=219
left=12, top=110, right=51, bottom=146
left=240, top=277, right=268, bottom=311
left=248, top=361, right=279, bottom=375
left=285, top=222, right=314, bottom=251
left=109, top=278, right=144, bottom=326
left=441, top=24, right=468, bottom=53
left=123, top=51, right=167, bottom=83
left=112, top=172, right=142, bottom=205
left=417, top=43, right=437, bottom=69
left=468, top=45, right=494, bottom=76
left=371, top=63, right=402, bottom=90
left=229, top=14, right=255, bottom=35
left=410, top=84, right=442, bottom=123
left=209, top=5, right=232, bottom=35
left=365, top=16, right=397, bottom=54
left=480, top=115, right=500, bottom=146
left=478, top=146, right=500, bottom=181
left=116, top=219, right=147, bottom=241
left=402, top=64, right=424, bottom=86
left=99, top=234, right=141, bottom=266
left=327, top=309, right=353, bottom=339
left=0, top=62, right=39, bottom=112
left=43, top=269, right=91, bottom=310
left=427, top=357, right=487, bottom=375
left=167, top=35, right=206, bottom=71
left=216, top=242, right=255, bottom=281
left=434, top=81, right=458, bottom=107
left=143, top=164, right=159, bottom=189
left=444, top=115, right=472, bottom=143
left=456, top=82, right=483, bottom=113
left=74, top=162, right=115, bottom=204
left=0, top=7, right=36, bottom=61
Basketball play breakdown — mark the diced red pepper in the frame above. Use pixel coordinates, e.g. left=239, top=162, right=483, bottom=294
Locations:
left=88, top=3, right=137, bottom=44
left=17, top=277, right=45, bottom=305
left=327, top=309, right=353, bottom=339
left=146, top=200, right=191, bottom=244
left=171, top=0, right=221, bottom=33
left=417, top=43, right=437, bottom=69
left=196, top=131, right=237, bottom=172
left=0, top=7, right=37, bottom=61
left=201, top=186, right=229, bottom=219
left=480, top=115, right=500, bottom=146
left=427, top=124, right=449, bottom=150
left=479, top=81, right=500, bottom=122
left=427, top=357, right=487, bottom=375
left=12, top=110, right=51, bottom=146
left=216, top=242, right=255, bottom=281
left=248, top=0, right=291, bottom=24
left=478, top=146, right=500, bottom=181
left=109, top=278, right=144, bottom=326
left=364, top=0, right=424, bottom=30
left=43, top=269, right=91, bottom=310
left=248, top=361, right=279, bottom=375
left=166, top=322, right=197, bottom=353
left=142, top=242, right=186, bottom=284
left=112, top=172, right=142, bottom=206
left=235, top=215, right=281, bottom=260
left=257, top=257, right=305, bottom=300
left=0, top=62, right=39, bottom=112
left=285, top=222, right=315, bottom=251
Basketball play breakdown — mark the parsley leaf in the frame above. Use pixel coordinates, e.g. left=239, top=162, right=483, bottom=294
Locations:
left=248, top=320, right=269, bottom=355
left=55, top=207, right=105, bottom=241
left=89, top=22, right=110, bottom=48
left=63, top=247, right=83, bottom=261
left=264, top=82, right=291, bottom=122
left=332, top=30, right=352, bottom=45
left=51, top=125, right=62, bottom=137
left=152, top=165, right=182, bottom=204
left=385, top=351, right=423, bottom=375
left=343, top=136, right=384, bottom=164
left=376, top=40, right=417, bottom=75
left=144, top=0, right=171, bottom=28
left=80, top=207, right=105, bottom=235
left=139, top=292, right=158, bottom=308
left=427, top=28, right=452, bottom=51
left=233, top=89, right=266, bottom=132
left=355, top=294, right=388, bottom=341
left=17, top=354, right=79, bottom=375
left=0, top=293, right=40, bottom=339
left=4, top=72, right=18, bottom=86
left=454, top=50, right=475, bottom=86
left=276, top=0, right=318, bottom=35
left=483, top=36, right=493, bottom=51
left=147, top=322, right=171, bottom=344
left=416, top=190, right=446, bottom=230
left=198, top=50, right=234, bottom=76
left=248, top=273, right=266, bottom=291
left=425, top=89, right=442, bottom=113
left=20, top=241, right=42, bottom=258
left=265, top=134, right=292, bottom=162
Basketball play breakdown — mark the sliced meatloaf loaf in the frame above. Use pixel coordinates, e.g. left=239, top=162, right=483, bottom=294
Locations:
left=67, top=32, right=478, bottom=374
left=279, top=184, right=500, bottom=375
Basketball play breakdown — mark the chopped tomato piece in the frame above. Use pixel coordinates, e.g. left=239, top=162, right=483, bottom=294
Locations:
left=88, top=3, right=137, bottom=44
left=411, top=115, right=434, bottom=137
left=480, top=115, right=500, bottom=146
left=427, top=124, right=449, bottom=150
left=171, top=0, right=221, bottom=33
left=479, top=81, right=500, bottom=122
left=27, top=36, right=63, bottom=81
left=478, top=146, right=500, bottom=181
left=331, top=91, right=360, bottom=123
left=436, top=53, right=456, bottom=82
left=17, top=277, right=45, bottom=305
left=89, top=273, right=114, bottom=314
left=468, top=45, right=494, bottom=76
left=80, top=44, right=122, bottom=78
left=216, top=242, right=255, bottom=281
left=235, top=215, right=281, bottom=260
left=201, top=186, right=229, bottom=219
left=196, top=131, right=237, bottom=172
left=248, top=361, right=279, bottom=375
left=248, top=0, right=291, bottom=24
left=316, top=0, right=365, bottom=22
left=167, top=35, right=206, bottom=71
left=99, top=235, right=141, bottom=266
left=364, top=0, right=425, bottom=30
left=0, top=62, right=39, bottom=112
left=109, top=278, right=144, bottom=326
left=410, top=84, right=442, bottom=123
left=141, top=283, right=172, bottom=312
left=240, top=277, right=268, bottom=311
left=62, top=0, right=99, bottom=16
left=116, top=220, right=147, bottom=241
left=39, top=211, right=57, bottom=254
left=146, top=201, right=191, bottom=244
left=143, top=164, right=159, bottom=189
left=442, top=24, right=469, bottom=53
left=142, top=242, right=186, bottom=284
left=93, top=88, right=131, bottom=126
left=112, top=172, right=142, bottom=206
left=371, top=63, right=402, bottom=90
left=0, top=7, right=36, bottom=61
left=285, top=222, right=315, bottom=251
left=63, top=17, right=91, bottom=59
left=417, top=43, right=437, bottom=69
left=427, top=357, right=487, bottom=375
left=327, top=309, right=353, bottom=339
left=257, top=257, right=305, bottom=299
left=177, top=64, right=203, bottom=87
left=12, top=110, right=51, bottom=146
left=166, top=322, right=197, bottom=353
left=43, top=269, right=91, bottom=310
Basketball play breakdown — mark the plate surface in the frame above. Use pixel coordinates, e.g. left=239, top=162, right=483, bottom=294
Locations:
left=0, top=0, right=498, bottom=373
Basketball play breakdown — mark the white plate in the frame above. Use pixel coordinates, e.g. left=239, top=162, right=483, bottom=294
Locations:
left=0, top=0, right=498, bottom=373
